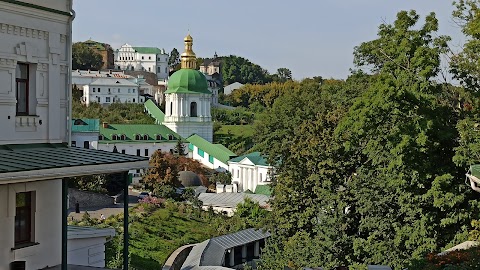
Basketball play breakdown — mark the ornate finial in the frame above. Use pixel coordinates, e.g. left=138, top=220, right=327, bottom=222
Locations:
left=181, top=32, right=196, bottom=69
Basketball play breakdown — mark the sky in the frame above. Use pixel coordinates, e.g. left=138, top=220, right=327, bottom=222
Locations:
left=73, top=0, right=465, bottom=80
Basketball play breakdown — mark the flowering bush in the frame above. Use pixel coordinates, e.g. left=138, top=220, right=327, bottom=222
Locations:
left=137, top=196, right=165, bottom=213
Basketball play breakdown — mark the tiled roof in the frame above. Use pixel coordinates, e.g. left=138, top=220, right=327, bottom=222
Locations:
left=133, top=47, right=162, bottom=54
left=0, top=143, right=148, bottom=174
left=71, top=119, right=99, bottom=133
left=229, top=152, right=269, bottom=166
left=187, top=134, right=236, bottom=164
left=144, top=99, right=165, bottom=123
left=100, top=124, right=180, bottom=143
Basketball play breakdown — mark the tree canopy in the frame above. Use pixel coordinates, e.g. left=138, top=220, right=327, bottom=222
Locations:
left=72, top=42, right=103, bottom=70
left=221, top=55, right=272, bottom=85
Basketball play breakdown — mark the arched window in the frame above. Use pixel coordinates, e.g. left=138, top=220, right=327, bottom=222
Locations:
left=120, top=134, right=126, bottom=140
left=143, top=134, right=148, bottom=140
left=135, top=134, right=140, bottom=140
left=98, top=135, right=104, bottom=140
left=190, top=102, right=197, bottom=117
left=170, top=102, right=173, bottom=116
left=112, top=134, right=117, bottom=140
left=168, top=135, right=174, bottom=140
left=156, top=135, right=162, bottom=140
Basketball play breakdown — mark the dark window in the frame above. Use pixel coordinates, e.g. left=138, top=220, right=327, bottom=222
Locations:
left=83, top=141, right=89, bottom=149
left=133, top=98, right=135, bottom=102
left=170, top=102, right=173, bottom=115
left=143, top=134, right=148, bottom=140
left=136, top=149, right=140, bottom=156
left=121, top=149, right=125, bottom=154
left=16, top=63, right=29, bottom=115
left=190, top=102, right=197, bottom=117
left=98, top=135, right=103, bottom=140
left=71, top=141, right=76, bottom=147
left=145, top=149, right=149, bottom=156
left=168, top=135, right=174, bottom=140
left=149, top=56, right=151, bottom=60
left=98, top=88, right=101, bottom=92
left=121, top=134, right=126, bottom=140
left=15, top=192, right=33, bottom=245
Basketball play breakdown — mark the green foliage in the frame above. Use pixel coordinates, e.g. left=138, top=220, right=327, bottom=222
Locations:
left=211, top=107, right=255, bottom=125
left=221, top=55, right=272, bottom=85
left=214, top=124, right=255, bottom=154
left=168, top=48, right=180, bottom=70
left=408, top=247, right=480, bottom=270
left=234, top=197, right=268, bottom=229
left=69, top=173, right=124, bottom=195
left=273, top=67, right=293, bottom=83
left=72, top=99, right=155, bottom=124
left=72, top=42, right=103, bottom=70
left=210, top=171, right=232, bottom=185
left=173, top=139, right=187, bottom=156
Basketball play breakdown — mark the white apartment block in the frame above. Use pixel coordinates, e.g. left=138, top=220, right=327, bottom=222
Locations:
left=82, top=78, right=145, bottom=106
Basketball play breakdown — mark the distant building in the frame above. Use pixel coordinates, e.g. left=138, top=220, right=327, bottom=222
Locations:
left=83, top=39, right=114, bottom=69
left=114, top=44, right=169, bottom=80
left=187, top=134, right=237, bottom=171
left=199, top=52, right=222, bottom=76
left=198, top=193, right=269, bottom=216
left=72, top=69, right=134, bottom=87
left=223, top=82, right=244, bottom=96
left=82, top=78, right=144, bottom=106
left=71, top=118, right=100, bottom=149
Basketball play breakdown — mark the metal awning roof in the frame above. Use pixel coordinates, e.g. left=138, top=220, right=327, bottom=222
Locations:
left=0, top=143, right=149, bottom=183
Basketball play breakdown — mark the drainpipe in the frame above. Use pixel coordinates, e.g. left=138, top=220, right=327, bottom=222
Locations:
left=123, top=171, right=130, bottom=270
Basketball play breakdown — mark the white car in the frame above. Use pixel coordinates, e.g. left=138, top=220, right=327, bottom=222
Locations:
left=138, top=192, right=149, bottom=200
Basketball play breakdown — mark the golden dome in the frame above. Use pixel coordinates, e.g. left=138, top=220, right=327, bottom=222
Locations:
left=181, top=33, right=197, bottom=69
left=184, top=34, right=193, bottom=42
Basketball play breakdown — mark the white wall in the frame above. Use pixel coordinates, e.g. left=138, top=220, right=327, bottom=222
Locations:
left=83, top=83, right=140, bottom=106
left=71, top=132, right=98, bottom=149
left=97, top=141, right=177, bottom=157
left=0, top=179, right=62, bottom=270
left=189, top=144, right=228, bottom=171
left=228, top=162, right=272, bottom=192
left=0, top=2, right=70, bottom=145
left=68, top=237, right=107, bottom=267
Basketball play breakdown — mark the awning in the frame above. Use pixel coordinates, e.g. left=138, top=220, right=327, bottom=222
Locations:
left=0, top=143, right=149, bottom=183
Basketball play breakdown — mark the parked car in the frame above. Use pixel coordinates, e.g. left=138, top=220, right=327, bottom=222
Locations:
left=138, top=192, right=149, bottom=200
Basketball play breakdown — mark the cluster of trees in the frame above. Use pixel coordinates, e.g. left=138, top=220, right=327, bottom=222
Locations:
left=72, top=42, right=103, bottom=70
left=211, top=107, right=255, bottom=125
left=72, top=98, right=155, bottom=124
left=251, top=7, right=480, bottom=270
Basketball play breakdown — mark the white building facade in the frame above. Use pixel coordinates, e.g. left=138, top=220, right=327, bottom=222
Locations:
left=228, top=152, right=272, bottom=193
left=114, top=44, right=169, bottom=80
left=82, top=78, right=143, bottom=106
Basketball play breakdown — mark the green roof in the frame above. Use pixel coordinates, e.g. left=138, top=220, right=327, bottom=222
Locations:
left=254, top=185, right=272, bottom=196
left=71, top=119, right=100, bottom=133
left=0, top=143, right=147, bottom=174
left=165, top=69, right=211, bottom=94
left=100, top=124, right=180, bottom=143
left=132, top=47, right=162, bottom=54
left=471, top=165, right=480, bottom=179
left=229, top=152, right=269, bottom=166
left=144, top=100, right=165, bottom=124
left=187, top=134, right=236, bottom=164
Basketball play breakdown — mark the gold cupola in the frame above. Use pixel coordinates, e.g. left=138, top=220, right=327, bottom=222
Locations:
left=181, top=33, right=197, bottom=69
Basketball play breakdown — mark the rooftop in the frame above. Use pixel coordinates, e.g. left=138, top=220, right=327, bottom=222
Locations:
left=133, top=47, right=163, bottom=54
left=144, top=99, right=165, bottom=123
left=68, top=225, right=115, bottom=240
left=187, top=134, right=236, bottom=164
left=229, top=152, right=269, bottom=166
left=71, top=119, right=99, bottom=133
left=100, top=124, right=180, bottom=144
left=72, top=70, right=132, bottom=79
left=198, top=192, right=269, bottom=209
left=89, top=78, right=138, bottom=87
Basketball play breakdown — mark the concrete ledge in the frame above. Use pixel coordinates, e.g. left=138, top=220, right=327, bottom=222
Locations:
left=162, top=244, right=195, bottom=270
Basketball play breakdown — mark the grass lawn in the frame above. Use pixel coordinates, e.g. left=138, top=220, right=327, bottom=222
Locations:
left=214, top=125, right=255, bottom=154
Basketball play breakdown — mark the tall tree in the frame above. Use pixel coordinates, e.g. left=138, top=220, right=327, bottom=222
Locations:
left=72, top=42, right=103, bottom=70
left=221, top=55, right=272, bottom=85
left=275, top=68, right=293, bottom=82
left=168, top=48, right=180, bottom=70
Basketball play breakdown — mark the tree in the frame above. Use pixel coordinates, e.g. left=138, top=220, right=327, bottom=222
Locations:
left=168, top=48, right=180, bottom=71
left=173, top=139, right=187, bottom=156
left=72, top=42, right=103, bottom=70
left=275, top=68, right=293, bottom=83
left=221, top=55, right=272, bottom=85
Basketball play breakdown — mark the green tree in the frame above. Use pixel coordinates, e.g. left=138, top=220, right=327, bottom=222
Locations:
left=72, top=42, right=103, bottom=70
left=168, top=48, right=180, bottom=70
left=274, top=68, right=293, bottom=83
left=173, top=139, right=187, bottom=156
left=221, top=55, right=272, bottom=85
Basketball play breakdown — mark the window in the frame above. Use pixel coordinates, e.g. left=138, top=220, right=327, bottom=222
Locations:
left=106, top=97, right=111, bottom=102
left=144, top=149, right=149, bottom=156
left=16, top=63, right=29, bottom=115
left=112, top=134, right=117, bottom=140
left=15, top=192, right=34, bottom=246
left=133, top=89, right=136, bottom=93
left=135, top=134, right=140, bottom=140
left=133, top=98, right=135, bottom=102
left=98, top=135, right=104, bottom=140
left=118, top=88, right=120, bottom=93
left=142, top=56, right=144, bottom=60
left=208, top=155, right=214, bottom=164
left=188, top=143, right=194, bottom=151
left=165, top=67, right=167, bottom=73
left=98, top=88, right=101, bottom=92
left=149, top=56, right=151, bottom=60
left=71, top=141, right=76, bottom=147
left=198, top=148, right=204, bottom=158
left=121, top=149, right=126, bottom=154
left=120, top=134, right=126, bottom=140
left=93, top=87, right=96, bottom=92
left=108, top=88, right=111, bottom=93
left=84, top=141, right=90, bottom=149
left=97, top=97, right=101, bottom=103
left=156, top=135, right=163, bottom=140
left=168, top=135, right=174, bottom=140
left=131, top=67, right=134, bottom=71
left=136, top=149, right=140, bottom=156
left=157, top=67, right=160, bottom=73
left=143, top=134, right=148, bottom=140
left=148, top=67, right=151, bottom=72
left=190, top=102, right=197, bottom=117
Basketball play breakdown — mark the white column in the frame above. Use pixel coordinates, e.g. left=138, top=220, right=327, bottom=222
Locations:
left=180, top=96, right=183, bottom=117
left=229, top=248, right=235, bottom=267
left=254, top=241, right=260, bottom=257
left=199, top=96, right=203, bottom=117
left=241, top=245, right=247, bottom=262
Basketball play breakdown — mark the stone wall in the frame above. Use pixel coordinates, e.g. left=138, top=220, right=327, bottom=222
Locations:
left=68, top=188, right=115, bottom=209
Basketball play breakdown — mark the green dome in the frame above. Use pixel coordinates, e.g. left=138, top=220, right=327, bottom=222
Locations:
left=166, top=69, right=210, bottom=94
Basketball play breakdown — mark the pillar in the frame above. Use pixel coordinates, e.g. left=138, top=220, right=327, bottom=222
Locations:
left=123, top=171, right=129, bottom=270
left=242, top=245, right=247, bottom=262
left=61, top=178, right=68, bottom=270
left=254, top=241, right=260, bottom=257
left=180, top=96, right=183, bottom=117
left=229, top=247, right=235, bottom=267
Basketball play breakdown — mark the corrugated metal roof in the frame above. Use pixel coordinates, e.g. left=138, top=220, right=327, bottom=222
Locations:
left=187, top=134, right=236, bottom=164
left=198, top=193, right=269, bottom=209
left=133, top=47, right=162, bottom=54
left=100, top=124, right=180, bottom=143
left=0, top=143, right=148, bottom=173
left=229, top=152, right=269, bottom=166
left=67, top=225, right=115, bottom=239
left=144, top=99, right=165, bottom=123
left=71, top=119, right=99, bottom=133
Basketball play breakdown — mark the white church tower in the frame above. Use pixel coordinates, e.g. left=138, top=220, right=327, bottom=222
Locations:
left=163, top=34, right=213, bottom=142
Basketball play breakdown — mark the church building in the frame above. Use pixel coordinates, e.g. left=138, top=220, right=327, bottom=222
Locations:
left=162, top=34, right=213, bottom=142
